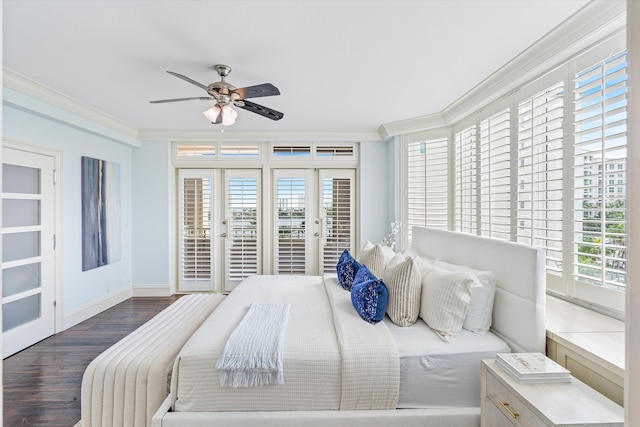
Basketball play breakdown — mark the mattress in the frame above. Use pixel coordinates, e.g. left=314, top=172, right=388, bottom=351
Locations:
left=385, top=317, right=510, bottom=408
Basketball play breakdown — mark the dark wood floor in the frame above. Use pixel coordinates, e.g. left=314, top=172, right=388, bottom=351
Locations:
left=3, top=296, right=180, bottom=427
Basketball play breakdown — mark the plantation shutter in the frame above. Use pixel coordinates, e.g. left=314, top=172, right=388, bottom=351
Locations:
left=225, top=170, right=260, bottom=286
left=573, top=51, right=627, bottom=290
left=178, top=169, right=214, bottom=291
left=455, top=125, right=478, bottom=234
left=320, top=170, right=355, bottom=273
left=516, top=82, right=564, bottom=275
left=406, top=138, right=449, bottom=244
left=274, top=171, right=309, bottom=274
left=479, top=108, right=511, bottom=240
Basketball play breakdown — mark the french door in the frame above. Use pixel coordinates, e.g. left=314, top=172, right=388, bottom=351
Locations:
left=177, top=167, right=355, bottom=291
left=2, top=146, right=56, bottom=357
left=178, top=169, right=261, bottom=292
left=273, top=169, right=355, bottom=275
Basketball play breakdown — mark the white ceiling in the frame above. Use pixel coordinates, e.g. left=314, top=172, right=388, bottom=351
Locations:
left=3, top=0, right=590, bottom=134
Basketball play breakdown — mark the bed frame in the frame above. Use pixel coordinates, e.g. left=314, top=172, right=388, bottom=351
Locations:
left=151, top=227, right=546, bottom=427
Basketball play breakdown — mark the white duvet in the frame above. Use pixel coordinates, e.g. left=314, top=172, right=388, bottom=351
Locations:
left=171, top=274, right=400, bottom=412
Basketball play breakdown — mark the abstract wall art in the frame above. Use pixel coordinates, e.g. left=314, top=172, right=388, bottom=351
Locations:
left=81, top=156, right=121, bottom=271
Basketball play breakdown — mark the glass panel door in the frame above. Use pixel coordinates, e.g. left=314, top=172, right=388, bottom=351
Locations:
left=273, top=170, right=313, bottom=274
left=319, top=169, right=355, bottom=274
left=223, top=170, right=261, bottom=291
left=177, top=169, right=214, bottom=292
left=2, top=147, right=56, bottom=357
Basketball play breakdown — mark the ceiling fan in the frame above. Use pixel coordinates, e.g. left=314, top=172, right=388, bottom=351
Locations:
left=150, top=64, right=283, bottom=126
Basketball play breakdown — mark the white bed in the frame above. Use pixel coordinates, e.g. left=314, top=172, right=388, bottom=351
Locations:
left=151, top=227, right=546, bottom=427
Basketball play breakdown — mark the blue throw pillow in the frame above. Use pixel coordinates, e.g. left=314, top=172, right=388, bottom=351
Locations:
left=353, top=263, right=377, bottom=283
left=336, top=249, right=361, bottom=290
left=351, top=271, right=389, bottom=324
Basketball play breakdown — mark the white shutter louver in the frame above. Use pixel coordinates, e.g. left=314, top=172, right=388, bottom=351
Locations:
left=175, top=144, right=216, bottom=158
left=480, top=108, right=511, bottom=240
left=226, top=175, right=260, bottom=283
left=276, top=177, right=307, bottom=274
left=321, top=173, right=354, bottom=273
left=272, top=145, right=312, bottom=158
left=407, top=138, right=448, bottom=244
left=573, top=51, right=627, bottom=290
left=178, top=170, right=213, bottom=289
left=220, top=145, right=260, bottom=158
left=316, top=146, right=354, bottom=158
left=516, top=82, right=564, bottom=275
left=455, top=125, right=478, bottom=234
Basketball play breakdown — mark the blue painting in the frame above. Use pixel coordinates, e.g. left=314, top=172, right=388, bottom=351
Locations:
left=81, top=156, right=121, bottom=271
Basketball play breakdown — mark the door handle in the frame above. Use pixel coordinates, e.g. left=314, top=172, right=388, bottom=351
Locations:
left=220, top=233, right=227, bottom=238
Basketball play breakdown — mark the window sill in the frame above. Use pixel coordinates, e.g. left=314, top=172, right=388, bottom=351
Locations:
left=545, top=294, right=625, bottom=405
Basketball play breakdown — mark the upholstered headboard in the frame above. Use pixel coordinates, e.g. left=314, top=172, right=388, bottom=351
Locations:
left=411, top=227, right=546, bottom=353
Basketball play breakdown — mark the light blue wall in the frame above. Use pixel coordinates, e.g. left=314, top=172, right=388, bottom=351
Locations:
left=358, top=140, right=392, bottom=252
left=3, top=89, right=134, bottom=314
left=131, top=141, right=171, bottom=286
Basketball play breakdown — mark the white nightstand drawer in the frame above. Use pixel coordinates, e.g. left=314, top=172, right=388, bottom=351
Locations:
left=485, top=368, right=547, bottom=427
left=481, top=359, right=623, bottom=427
left=483, top=397, right=523, bottom=427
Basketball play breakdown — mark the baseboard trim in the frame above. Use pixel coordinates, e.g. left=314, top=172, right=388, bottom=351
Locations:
left=132, top=284, right=172, bottom=297
left=63, top=287, right=132, bottom=330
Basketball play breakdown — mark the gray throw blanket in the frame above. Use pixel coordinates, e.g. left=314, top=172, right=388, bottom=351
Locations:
left=216, top=303, right=291, bottom=387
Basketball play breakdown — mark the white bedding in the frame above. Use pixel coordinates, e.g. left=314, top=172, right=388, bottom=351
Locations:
left=171, top=274, right=399, bottom=412
left=385, top=317, right=510, bottom=408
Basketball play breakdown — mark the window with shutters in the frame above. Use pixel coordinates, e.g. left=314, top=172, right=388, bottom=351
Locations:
left=480, top=108, right=511, bottom=240
left=406, top=137, right=449, bottom=244
left=455, top=125, right=478, bottom=234
left=573, top=51, right=627, bottom=291
left=401, top=36, right=627, bottom=313
left=516, top=82, right=564, bottom=275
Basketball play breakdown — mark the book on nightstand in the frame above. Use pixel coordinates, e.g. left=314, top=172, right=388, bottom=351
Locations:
left=495, top=352, right=572, bottom=384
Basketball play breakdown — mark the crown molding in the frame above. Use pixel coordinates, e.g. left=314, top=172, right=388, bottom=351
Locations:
left=3, top=68, right=141, bottom=146
left=137, top=128, right=384, bottom=142
left=380, top=0, right=626, bottom=137
left=378, top=112, right=445, bottom=139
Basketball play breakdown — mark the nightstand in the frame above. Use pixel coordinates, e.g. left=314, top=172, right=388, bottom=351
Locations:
left=481, top=359, right=623, bottom=426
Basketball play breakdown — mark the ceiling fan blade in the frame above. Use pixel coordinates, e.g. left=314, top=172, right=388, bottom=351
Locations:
left=232, top=83, right=280, bottom=100
left=238, top=99, right=284, bottom=121
left=166, top=71, right=209, bottom=91
left=150, top=97, right=213, bottom=104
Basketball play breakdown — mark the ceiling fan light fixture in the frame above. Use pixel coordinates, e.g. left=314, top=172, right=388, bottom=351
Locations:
left=221, top=104, right=238, bottom=126
left=203, top=105, right=221, bottom=122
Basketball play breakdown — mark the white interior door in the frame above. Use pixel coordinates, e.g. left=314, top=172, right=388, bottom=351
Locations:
left=2, top=146, right=56, bottom=357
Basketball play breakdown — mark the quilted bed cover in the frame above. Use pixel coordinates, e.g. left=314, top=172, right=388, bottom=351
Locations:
left=170, top=274, right=400, bottom=412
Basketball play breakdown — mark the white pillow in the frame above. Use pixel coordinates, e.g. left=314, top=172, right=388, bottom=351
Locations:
left=383, top=256, right=421, bottom=326
left=386, top=252, right=407, bottom=270
left=413, top=255, right=434, bottom=277
left=359, top=240, right=395, bottom=278
left=419, top=264, right=473, bottom=342
left=432, top=260, right=496, bottom=334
